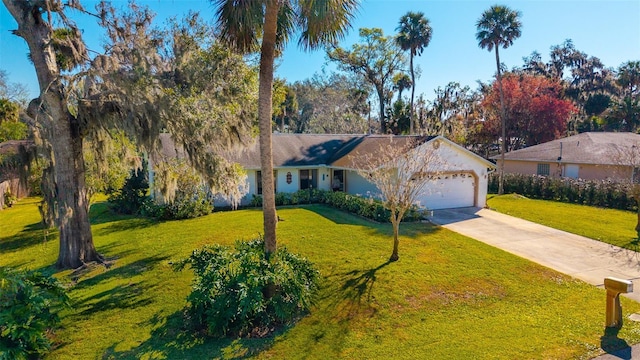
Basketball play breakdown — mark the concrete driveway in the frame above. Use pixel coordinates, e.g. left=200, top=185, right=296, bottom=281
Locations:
left=429, top=207, right=640, bottom=303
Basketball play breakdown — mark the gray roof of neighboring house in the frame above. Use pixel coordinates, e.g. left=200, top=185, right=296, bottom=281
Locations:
left=493, top=132, right=640, bottom=165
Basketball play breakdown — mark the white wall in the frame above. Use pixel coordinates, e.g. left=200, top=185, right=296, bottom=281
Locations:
left=345, top=170, right=379, bottom=199
left=277, top=169, right=298, bottom=193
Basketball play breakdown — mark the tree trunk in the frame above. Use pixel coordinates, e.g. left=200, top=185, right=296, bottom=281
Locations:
left=259, top=0, right=280, bottom=259
left=390, top=216, right=400, bottom=262
left=4, top=0, right=101, bottom=269
left=51, top=106, right=102, bottom=268
left=409, top=52, right=415, bottom=135
left=495, top=46, right=506, bottom=195
left=377, top=86, right=386, bottom=134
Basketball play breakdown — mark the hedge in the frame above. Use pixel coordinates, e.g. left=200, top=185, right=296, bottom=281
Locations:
left=249, top=189, right=426, bottom=223
left=489, top=173, right=638, bottom=211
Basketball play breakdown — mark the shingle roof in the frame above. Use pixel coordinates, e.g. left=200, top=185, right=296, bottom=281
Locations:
left=329, top=135, right=432, bottom=169
left=158, top=133, right=434, bottom=169
left=494, top=132, right=640, bottom=165
left=224, top=134, right=364, bottom=168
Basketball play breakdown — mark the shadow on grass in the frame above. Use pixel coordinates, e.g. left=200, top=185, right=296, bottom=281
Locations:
left=92, top=218, right=158, bottom=237
left=0, top=221, right=53, bottom=252
left=71, top=255, right=170, bottom=290
left=89, top=202, right=160, bottom=229
left=318, top=260, right=391, bottom=321
left=75, top=282, right=155, bottom=316
left=101, top=310, right=280, bottom=359
left=289, top=260, right=391, bottom=356
left=365, top=222, right=439, bottom=239
left=340, top=260, right=390, bottom=305
left=305, top=204, right=438, bottom=239
left=600, top=326, right=631, bottom=359
left=305, top=204, right=376, bottom=226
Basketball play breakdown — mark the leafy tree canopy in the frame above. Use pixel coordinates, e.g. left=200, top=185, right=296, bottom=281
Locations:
left=481, top=73, right=576, bottom=150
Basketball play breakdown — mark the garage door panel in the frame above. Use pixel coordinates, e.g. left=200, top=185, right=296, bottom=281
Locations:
left=417, top=174, right=475, bottom=210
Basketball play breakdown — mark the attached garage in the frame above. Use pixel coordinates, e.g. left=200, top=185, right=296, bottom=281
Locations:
left=337, top=137, right=494, bottom=211
left=417, top=172, right=477, bottom=210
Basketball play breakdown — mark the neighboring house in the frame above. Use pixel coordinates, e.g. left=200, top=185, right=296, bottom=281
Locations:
left=155, top=133, right=495, bottom=210
left=494, top=132, right=640, bottom=181
left=0, top=140, right=33, bottom=209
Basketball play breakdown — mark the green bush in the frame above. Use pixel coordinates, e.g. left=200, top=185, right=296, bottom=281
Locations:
left=250, top=194, right=262, bottom=207
left=489, top=173, right=637, bottom=211
left=0, top=121, right=28, bottom=143
left=250, top=190, right=425, bottom=223
left=159, top=191, right=212, bottom=220
left=3, top=190, right=16, bottom=208
left=174, top=239, right=319, bottom=338
left=0, top=267, right=69, bottom=360
left=108, top=163, right=149, bottom=215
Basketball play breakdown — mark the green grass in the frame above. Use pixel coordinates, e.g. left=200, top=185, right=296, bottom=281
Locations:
left=487, top=194, right=638, bottom=250
left=2, top=198, right=640, bottom=359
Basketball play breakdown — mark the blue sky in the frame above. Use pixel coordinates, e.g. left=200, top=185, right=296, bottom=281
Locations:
left=1, top=0, right=639, bottom=103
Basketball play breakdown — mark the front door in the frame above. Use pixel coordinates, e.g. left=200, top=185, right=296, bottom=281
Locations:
left=332, top=169, right=345, bottom=191
left=300, top=169, right=318, bottom=190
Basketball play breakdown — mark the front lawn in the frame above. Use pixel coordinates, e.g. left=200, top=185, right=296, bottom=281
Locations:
left=487, top=194, right=638, bottom=250
left=2, top=198, right=640, bottom=359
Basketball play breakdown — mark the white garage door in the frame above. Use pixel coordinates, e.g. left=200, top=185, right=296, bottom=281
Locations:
left=416, top=173, right=475, bottom=210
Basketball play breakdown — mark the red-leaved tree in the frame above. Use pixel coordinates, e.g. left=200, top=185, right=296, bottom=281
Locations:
left=481, top=73, right=577, bottom=151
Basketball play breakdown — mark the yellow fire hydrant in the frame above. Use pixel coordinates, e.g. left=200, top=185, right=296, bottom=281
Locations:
left=604, top=277, right=633, bottom=328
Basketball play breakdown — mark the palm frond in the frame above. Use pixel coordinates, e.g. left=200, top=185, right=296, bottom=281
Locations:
left=475, top=5, right=521, bottom=52
left=396, top=11, right=432, bottom=57
left=275, top=1, right=296, bottom=53
left=297, top=0, right=360, bottom=51
left=212, top=0, right=264, bottom=53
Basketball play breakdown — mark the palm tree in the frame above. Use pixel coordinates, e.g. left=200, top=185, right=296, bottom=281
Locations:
left=476, top=5, right=521, bottom=195
left=212, top=0, right=358, bottom=258
left=392, top=72, right=412, bottom=103
left=396, top=11, right=432, bottom=135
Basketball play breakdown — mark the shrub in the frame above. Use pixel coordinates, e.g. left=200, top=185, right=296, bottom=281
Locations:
left=158, top=190, right=212, bottom=220
left=3, top=190, right=16, bottom=208
left=0, top=267, right=69, bottom=360
left=243, top=190, right=424, bottom=223
left=250, top=194, right=263, bottom=207
left=174, top=239, right=319, bottom=338
left=139, top=159, right=214, bottom=220
left=489, top=173, right=637, bottom=211
left=108, top=163, right=149, bottom=215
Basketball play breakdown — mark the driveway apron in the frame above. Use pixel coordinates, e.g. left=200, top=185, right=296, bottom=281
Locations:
left=429, top=207, right=640, bottom=303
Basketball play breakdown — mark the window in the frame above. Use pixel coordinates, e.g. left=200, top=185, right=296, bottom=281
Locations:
left=537, top=163, right=550, bottom=176
left=256, top=170, right=277, bottom=195
left=299, top=169, right=318, bottom=190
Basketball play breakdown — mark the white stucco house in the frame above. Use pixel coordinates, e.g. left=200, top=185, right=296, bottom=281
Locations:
left=155, top=133, right=495, bottom=210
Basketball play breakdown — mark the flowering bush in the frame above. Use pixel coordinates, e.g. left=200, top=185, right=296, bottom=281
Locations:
left=489, top=173, right=637, bottom=211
